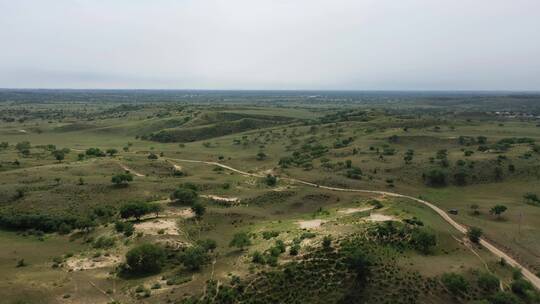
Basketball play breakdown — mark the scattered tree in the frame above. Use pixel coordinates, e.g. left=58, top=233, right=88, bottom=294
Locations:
left=111, top=173, right=134, bottom=186
left=229, top=232, right=251, bottom=250
left=125, top=243, right=166, bottom=275
left=490, top=205, right=508, bottom=219
left=467, top=226, right=483, bottom=244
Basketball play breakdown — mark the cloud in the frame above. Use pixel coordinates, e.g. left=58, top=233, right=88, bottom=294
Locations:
left=0, top=0, right=539, bottom=90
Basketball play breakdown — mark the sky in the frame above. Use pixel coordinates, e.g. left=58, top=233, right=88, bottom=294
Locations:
left=0, top=0, right=539, bottom=90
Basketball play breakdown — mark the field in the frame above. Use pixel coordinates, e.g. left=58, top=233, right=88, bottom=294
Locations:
left=1, top=90, right=540, bottom=304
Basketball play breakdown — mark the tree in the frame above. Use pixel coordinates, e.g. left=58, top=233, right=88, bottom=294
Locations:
left=181, top=246, right=209, bottom=271
left=441, top=272, right=469, bottom=294
left=191, top=203, right=206, bottom=220
left=196, top=239, right=217, bottom=252
left=170, top=187, right=198, bottom=205
left=470, top=204, right=480, bottom=216
left=322, top=235, right=332, bottom=250
left=15, top=141, right=31, bottom=152
left=345, top=159, right=352, bottom=168
left=411, top=229, right=437, bottom=254
left=148, top=153, right=158, bottom=160
left=453, top=171, right=468, bottom=186
left=125, top=243, right=166, bottom=274
left=489, top=292, right=520, bottom=304
left=120, top=201, right=152, bottom=221
left=52, top=150, right=65, bottom=162
left=424, top=169, right=447, bottom=187
left=490, top=205, right=507, bottom=219
left=345, top=248, right=372, bottom=282
left=256, top=152, right=267, bottom=160
left=467, top=226, right=483, bottom=244
left=477, top=272, right=500, bottom=292
left=111, top=173, right=134, bottom=186
left=264, top=174, right=277, bottom=187
left=106, top=148, right=118, bottom=157
left=148, top=203, right=163, bottom=218
left=229, top=232, right=251, bottom=250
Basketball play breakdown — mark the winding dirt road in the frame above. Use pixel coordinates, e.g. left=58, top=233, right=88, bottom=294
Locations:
left=165, top=157, right=540, bottom=290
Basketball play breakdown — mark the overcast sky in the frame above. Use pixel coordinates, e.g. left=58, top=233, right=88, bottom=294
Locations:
left=0, top=0, right=539, bottom=90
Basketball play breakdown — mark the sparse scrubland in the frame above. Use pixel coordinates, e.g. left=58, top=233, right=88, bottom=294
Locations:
left=1, top=90, right=540, bottom=303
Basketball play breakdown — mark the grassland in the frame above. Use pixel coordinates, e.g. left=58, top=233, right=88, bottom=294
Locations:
left=1, top=91, right=539, bottom=303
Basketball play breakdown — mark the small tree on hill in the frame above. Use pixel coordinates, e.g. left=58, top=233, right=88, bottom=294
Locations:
left=170, top=187, right=198, bottom=205
left=111, top=173, right=134, bottom=186
left=52, top=150, right=65, bottom=162
left=181, top=246, right=210, bottom=271
left=120, top=201, right=151, bottom=221
left=256, top=152, right=267, bottom=160
left=264, top=174, right=277, bottom=187
left=106, top=148, right=118, bottom=157
left=229, top=232, right=251, bottom=251
left=441, top=273, right=469, bottom=294
left=125, top=243, right=165, bottom=275
left=411, top=229, right=437, bottom=254
left=148, top=203, right=163, bottom=218
left=191, top=202, right=206, bottom=220
left=490, top=205, right=507, bottom=219
left=467, top=226, right=483, bottom=244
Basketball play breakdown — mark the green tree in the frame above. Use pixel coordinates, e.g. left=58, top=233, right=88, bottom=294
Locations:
left=170, top=187, right=198, bottom=205
left=467, top=226, right=483, bottom=244
left=120, top=201, right=152, bottom=221
left=264, top=174, right=277, bottom=186
left=322, top=236, right=332, bottom=250
left=477, top=272, right=500, bottom=292
left=148, top=203, right=163, bottom=218
left=125, top=243, right=166, bottom=275
left=191, top=202, right=206, bottom=220
left=181, top=246, right=209, bottom=271
left=106, top=148, right=118, bottom=156
left=256, top=152, right=267, bottom=160
left=229, top=232, right=251, bottom=250
left=424, top=169, right=447, bottom=187
left=52, top=150, right=65, bottom=162
left=489, top=292, right=520, bottom=304
left=441, top=272, right=469, bottom=294
left=111, top=173, right=134, bottom=186
left=490, top=205, right=507, bottom=219
left=411, top=229, right=437, bottom=254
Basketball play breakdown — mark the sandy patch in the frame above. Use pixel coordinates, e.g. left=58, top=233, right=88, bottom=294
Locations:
left=119, top=163, right=145, bottom=177
left=366, top=213, right=396, bottom=222
left=171, top=163, right=183, bottom=171
left=202, top=195, right=239, bottom=202
left=165, top=208, right=194, bottom=218
left=272, top=186, right=293, bottom=192
left=66, top=255, right=121, bottom=271
left=297, top=219, right=326, bottom=229
left=135, top=219, right=179, bottom=235
left=338, top=207, right=373, bottom=214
